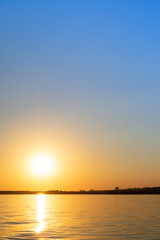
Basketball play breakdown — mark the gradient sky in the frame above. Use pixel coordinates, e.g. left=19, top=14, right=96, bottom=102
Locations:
left=1, top=0, right=160, bottom=191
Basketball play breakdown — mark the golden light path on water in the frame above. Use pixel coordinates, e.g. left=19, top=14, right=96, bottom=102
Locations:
left=35, top=194, right=45, bottom=234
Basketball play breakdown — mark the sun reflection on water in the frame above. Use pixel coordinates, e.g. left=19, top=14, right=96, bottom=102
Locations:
left=35, top=194, right=45, bottom=233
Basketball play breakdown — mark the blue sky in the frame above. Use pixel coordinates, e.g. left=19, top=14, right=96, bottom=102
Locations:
left=1, top=0, right=160, bottom=190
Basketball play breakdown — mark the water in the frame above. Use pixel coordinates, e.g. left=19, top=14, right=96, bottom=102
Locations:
left=0, top=195, right=160, bottom=239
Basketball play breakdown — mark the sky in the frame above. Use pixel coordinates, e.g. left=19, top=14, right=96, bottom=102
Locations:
left=0, top=0, right=160, bottom=191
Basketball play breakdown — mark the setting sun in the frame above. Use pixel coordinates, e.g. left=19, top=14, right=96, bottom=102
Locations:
left=30, top=154, right=54, bottom=176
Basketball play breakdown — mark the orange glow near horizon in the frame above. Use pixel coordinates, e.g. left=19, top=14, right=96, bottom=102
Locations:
left=1, top=123, right=160, bottom=191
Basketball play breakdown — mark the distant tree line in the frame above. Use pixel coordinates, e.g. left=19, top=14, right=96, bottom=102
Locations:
left=1, top=186, right=160, bottom=194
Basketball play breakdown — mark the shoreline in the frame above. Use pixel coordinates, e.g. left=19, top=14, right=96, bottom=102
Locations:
left=1, top=187, right=160, bottom=195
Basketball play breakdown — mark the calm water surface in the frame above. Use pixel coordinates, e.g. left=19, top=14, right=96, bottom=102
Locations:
left=0, top=195, right=160, bottom=239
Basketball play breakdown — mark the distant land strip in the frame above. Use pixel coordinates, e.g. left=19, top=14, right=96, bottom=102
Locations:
left=1, top=187, right=160, bottom=194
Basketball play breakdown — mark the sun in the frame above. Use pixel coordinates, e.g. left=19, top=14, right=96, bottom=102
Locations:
left=30, top=153, right=54, bottom=176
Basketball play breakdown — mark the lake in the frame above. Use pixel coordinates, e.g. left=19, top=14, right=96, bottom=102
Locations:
left=0, top=194, right=160, bottom=239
